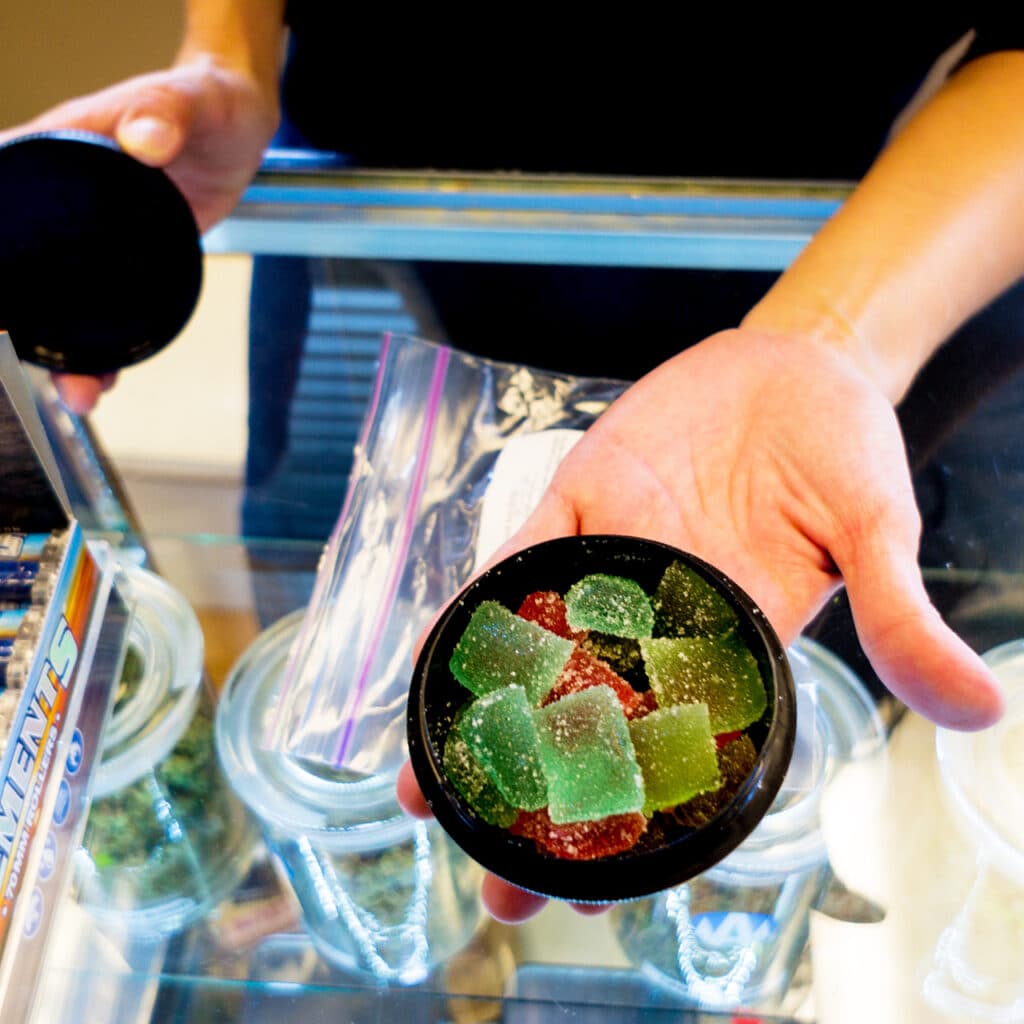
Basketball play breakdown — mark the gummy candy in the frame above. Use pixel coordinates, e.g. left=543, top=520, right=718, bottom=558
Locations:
left=542, top=646, right=649, bottom=719
left=534, top=686, right=645, bottom=824
left=652, top=560, right=740, bottom=638
left=579, top=631, right=644, bottom=680
left=640, top=633, right=766, bottom=733
left=564, top=574, right=654, bottom=639
left=511, top=807, right=648, bottom=860
left=664, top=733, right=758, bottom=829
left=449, top=600, right=573, bottom=703
left=442, top=729, right=519, bottom=827
left=629, top=703, right=721, bottom=815
left=516, top=591, right=583, bottom=640
left=459, top=685, right=547, bottom=810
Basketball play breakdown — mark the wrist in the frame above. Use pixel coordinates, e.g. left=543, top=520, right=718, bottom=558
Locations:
left=740, top=297, right=909, bottom=405
left=175, top=0, right=286, bottom=113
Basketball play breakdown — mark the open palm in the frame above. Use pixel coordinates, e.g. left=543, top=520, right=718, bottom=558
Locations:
left=399, top=325, right=1004, bottom=922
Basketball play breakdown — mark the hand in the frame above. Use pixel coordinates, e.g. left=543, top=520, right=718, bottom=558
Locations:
left=1, top=57, right=279, bottom=413
left=398, top=325, right=1005, bottom=922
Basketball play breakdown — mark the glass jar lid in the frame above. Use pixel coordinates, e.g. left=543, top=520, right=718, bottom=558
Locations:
left=710, top=635, right=886, bottom=879
left=93, top=565, right=204, bottom=798
left=936, top=639, right=1024, bottom=884
left=215, top=610, right=416, bottom=852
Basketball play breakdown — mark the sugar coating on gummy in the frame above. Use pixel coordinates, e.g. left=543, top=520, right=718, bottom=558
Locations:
left=516, top=591, right=583, bottom=640
left=652, top=560, right=740, bottom=638
left=564, top=574, right=655, bottom=639
left=667, top=733, right=758, bottom=828
left=629, top=703, right=721, bottom=815
left=543, top=646, right=648, bottom=719
left=449, top=600, right=573, bottom=703
left=442, top=729, right=519, bottom=827
left=534, top=685, right=644, bottom=824
left=511, top=807, right=648, bottom=860
left=640, top=633, right=766, bottom=733
left=459, top=685, right=548, bottom=810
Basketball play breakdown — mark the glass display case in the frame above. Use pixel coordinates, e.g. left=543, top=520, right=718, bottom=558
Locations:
left=23, top=158, right=1024, bottom=1023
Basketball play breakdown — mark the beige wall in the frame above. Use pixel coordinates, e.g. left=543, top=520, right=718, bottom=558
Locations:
left=1, top=2, right=183, bottom=127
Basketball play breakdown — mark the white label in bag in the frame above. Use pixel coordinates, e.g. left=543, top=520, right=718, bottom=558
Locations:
left=473, top=429, right=584, bottom=572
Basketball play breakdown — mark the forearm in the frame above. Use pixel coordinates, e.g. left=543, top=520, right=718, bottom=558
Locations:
left=743, top=51, right=1024, bottom=403
left=176, top=0, right=288, bottom=101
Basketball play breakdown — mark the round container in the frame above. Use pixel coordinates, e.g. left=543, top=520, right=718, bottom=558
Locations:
left=0, top=131, right=202, bottom=374
left=76, top=566, right=258, bottom=936
left=215, top=610, right=485, bottom=986
left=407, top=534, right=796, bottom=905
left=610, top=636, right=886, bottom=1010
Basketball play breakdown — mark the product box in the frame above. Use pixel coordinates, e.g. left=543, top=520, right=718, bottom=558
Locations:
left=0, top=333, right=127, bottom=1022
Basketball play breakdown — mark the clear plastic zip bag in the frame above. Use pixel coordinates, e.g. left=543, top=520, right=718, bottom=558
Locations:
left=263, top=333, right=627, bottom=777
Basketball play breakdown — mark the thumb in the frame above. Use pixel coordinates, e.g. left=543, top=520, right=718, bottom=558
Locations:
left=839, top=529, right=1004, bottom=731
left=114, top=88, right=193, bottom=167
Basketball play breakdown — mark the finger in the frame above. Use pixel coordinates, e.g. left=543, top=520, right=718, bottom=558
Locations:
left=396, top=759, right=433, bottom=819
left=51, top=372, right=117, bottom=414
left=569, top=901, right=611, bottom=916
left=838, top=527, right=1005, bottom=731
left=481, top=873, right=548, bottom=924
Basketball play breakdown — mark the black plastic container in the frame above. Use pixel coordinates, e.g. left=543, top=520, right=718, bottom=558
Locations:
left=407, top=534, right=797, bottom=904
left=0, top=131, right=202, bottom=374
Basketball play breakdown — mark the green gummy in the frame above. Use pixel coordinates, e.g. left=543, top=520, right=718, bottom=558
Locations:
left=652, top=560, right=739, bottom=638
left=564, top=574, right=655, bottom=639
left=442, top=728, right=519, bottom=827
left=459, top=686, right=548, bottom=810
left=629, top=703, right=721, bottom=815
left=670, top=734, right=758, bottom=828
left=534, top=686, right=644, bottom=824
left=449, top=600, right=573, bottom=703
left=640, top=633, right=766, bottom=733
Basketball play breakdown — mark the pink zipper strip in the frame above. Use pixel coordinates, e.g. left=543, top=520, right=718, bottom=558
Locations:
left=332, top=342, right=451, bottom=767
left=266, top=332, right=393, bottom=752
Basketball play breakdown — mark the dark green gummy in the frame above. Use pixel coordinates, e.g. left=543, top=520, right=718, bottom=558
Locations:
left=448, top=600, right=573, bottom=703
left=652, top=560, right=739, bottom=638
left=442, top=728, right=519, bottom=827
left=579, top=632, right=643, bottom=679
left=564, top=574, right=655, bottom=639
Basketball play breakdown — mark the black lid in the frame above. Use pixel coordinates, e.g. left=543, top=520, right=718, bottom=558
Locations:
left=407, top=534, right=796, bottom=904
left=0, top=131, right=202, bottom=374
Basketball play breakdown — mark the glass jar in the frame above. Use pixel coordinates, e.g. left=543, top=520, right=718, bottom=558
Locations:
left=75, top=565, right=258, bottom=936
left=925, top=639, right=1024, bottom=1020
left=610, top=636, right=886, bottom=1011
left=215, top=610, right=485, bottom=986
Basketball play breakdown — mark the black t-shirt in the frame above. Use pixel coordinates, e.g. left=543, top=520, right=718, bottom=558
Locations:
left=279, top=12, right=1022, bottom=180
left=272, top=13, right=1024, bottom=379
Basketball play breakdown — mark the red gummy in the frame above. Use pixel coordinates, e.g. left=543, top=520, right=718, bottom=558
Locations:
left=715, top=730, right=743, bottom=749
left=542, top=646, right=649, bottom=719
left=630, top=689, right=658, bottom=719
left=511, top=807, right=647, bottom=860
left=517, top=591, right=584, bottom=640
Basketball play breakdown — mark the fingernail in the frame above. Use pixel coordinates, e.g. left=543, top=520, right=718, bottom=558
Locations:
left=117, top=117, right=177, bottom=163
